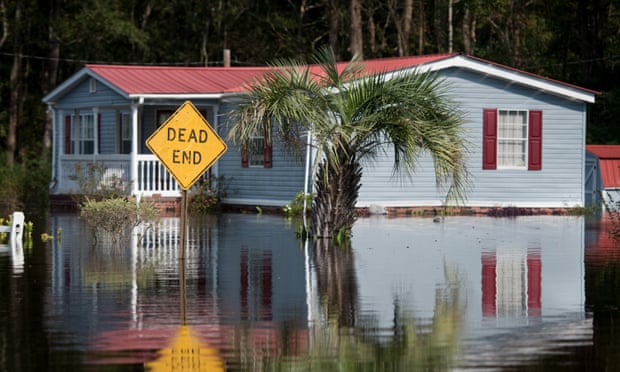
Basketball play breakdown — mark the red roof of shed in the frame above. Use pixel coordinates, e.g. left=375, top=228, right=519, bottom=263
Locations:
left=587, top=145, right=620, bottom=188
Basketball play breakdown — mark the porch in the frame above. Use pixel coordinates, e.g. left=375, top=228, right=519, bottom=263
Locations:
left=53, top=154, right=182, bottom=198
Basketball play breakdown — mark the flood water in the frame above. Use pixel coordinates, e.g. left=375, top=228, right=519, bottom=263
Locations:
left=1, top=212, right=619, bottom=371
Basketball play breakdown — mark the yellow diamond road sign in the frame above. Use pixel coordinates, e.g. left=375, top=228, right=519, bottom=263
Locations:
left=146, top=101, right=227, bottom=190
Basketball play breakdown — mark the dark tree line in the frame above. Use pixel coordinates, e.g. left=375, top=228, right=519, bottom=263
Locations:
left=0, top=0, right=619, bottom=168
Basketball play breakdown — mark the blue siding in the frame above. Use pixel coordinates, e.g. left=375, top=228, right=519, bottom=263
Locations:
left=216, top=214, right=307, bottom=321
left=218, top=102, right=308, bottom=207
left=584, top=151, right=601, bottom=207
left=99, top=110, right=117, bottom=154
left=52, top=77, right=130, bottom=159
left=357, top=67, right=587, bottom=208
left=53, top=77, right=127, bottom=109
left=140, top=103, right=217, bottom=154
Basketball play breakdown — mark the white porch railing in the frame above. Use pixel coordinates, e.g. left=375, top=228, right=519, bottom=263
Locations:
left=135, top=154, right=181, bottom=197
left=57, top=154, right=181, bottom=197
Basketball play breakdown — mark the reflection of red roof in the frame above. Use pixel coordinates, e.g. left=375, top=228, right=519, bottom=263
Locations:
left=585, top=215, right=620, bottom=264
left=89, top=322, right=309, bottom=365
left=587, top=145, right=620, bottom=188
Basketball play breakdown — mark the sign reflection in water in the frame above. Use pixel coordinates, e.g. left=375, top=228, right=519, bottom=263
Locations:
left=42, top=213, right=592, bottom=370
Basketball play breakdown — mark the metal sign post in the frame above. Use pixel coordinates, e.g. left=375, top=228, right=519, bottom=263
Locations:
left=146, top=100, right=227, bottom=260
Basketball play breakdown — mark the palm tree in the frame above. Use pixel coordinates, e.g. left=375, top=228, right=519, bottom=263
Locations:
left=228, top=47, right=469, bottom=240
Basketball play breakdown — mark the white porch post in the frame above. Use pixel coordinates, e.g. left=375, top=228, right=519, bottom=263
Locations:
left=130, top=102, right=140, bottom=197
left=57, top=109, right=64, bottom=189
left=212, top=104, right=220, bottom=178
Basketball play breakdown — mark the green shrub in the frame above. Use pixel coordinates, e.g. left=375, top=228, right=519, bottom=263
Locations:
left=601, top=191, right=620, bottom=243
left=21, top=157, right=51, bottom=217
left=0, top=215, right=34, bottom=245
left=188, top=174, right=229, bottom=214
left=0, top=161, right=25, bottom=217
left=283, top=191, right=313, bottom=218
left=0, top=157, right=50, bottom=218
left=71, top=162, right=130, bottom=204
left=80, top=197, right=158, bottom=243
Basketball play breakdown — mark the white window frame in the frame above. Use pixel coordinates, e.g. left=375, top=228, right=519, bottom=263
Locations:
left=497, top=109, right=528, bottom=169
left=73, top=113, right=95, bottom=155
left=89, top=78, right=97, bottom=93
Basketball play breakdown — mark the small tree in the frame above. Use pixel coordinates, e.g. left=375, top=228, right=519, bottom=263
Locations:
left=229, top=47, right=469, bottom=240
left=80, top=197, right=159, bottom=247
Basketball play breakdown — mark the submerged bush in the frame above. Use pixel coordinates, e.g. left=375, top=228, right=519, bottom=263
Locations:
left=0, top=215, right=34, bottom=245
left=71, top=162, right=130, bottom=204
left=0, top=156, right=50, bottom=218
left=601, top=191, right=620, bottom=243
left=80, top=197, right=158, bottom=243
left=283, top=191, right=314, bottom=218
left=188, top=174, right=229, bottom=214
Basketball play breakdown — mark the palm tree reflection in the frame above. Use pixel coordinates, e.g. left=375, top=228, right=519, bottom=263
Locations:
left=312, top=238, right=359, bottom=327
left=293, top=238, right=466, bottom=370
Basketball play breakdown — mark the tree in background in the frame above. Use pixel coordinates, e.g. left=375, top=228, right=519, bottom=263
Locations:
left=0, top=0, right=618, bottom=215
left=228, top=47, right=468, bottom=240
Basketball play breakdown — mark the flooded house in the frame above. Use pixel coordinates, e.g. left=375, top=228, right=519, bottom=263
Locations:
left=42, top=54, right=597, bottom=214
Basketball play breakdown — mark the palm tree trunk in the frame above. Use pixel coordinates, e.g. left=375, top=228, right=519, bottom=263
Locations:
left=311, top=152, right=362, bottom=239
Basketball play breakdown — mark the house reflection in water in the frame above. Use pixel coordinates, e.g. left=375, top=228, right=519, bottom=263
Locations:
left=482, top=248, right=542, bottom=321
left=45, top=213, right=590, bottom=368
left=47, top=213, right=310, bottom=366
left=350, top=216, right=585, bottom=332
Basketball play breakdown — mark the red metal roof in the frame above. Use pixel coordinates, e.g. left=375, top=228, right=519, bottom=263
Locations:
left=86, top=54, right=456, bottom=95
left=587, top=145, right=620, bottom=188
left=87, top=65, right=272, bottom=94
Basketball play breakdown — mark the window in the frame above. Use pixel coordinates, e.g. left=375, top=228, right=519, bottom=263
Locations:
left=241, top=122, right=272, bottom=168
left=78, top=113, right=95, bottom=154
left=498, top=110, right=527, bottom=168
left=119, top=112, right=132, bottom=154
left=249, top=132, right=266, bottom=166
left=89, top=78, right=97, bottom=93
left=157, top=110, right=173, bottom=126
left=483, top=109, right=542, bottom=170
left=64, top=113, right=97, bottom=154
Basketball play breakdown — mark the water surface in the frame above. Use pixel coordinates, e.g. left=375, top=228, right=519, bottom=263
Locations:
left=1, top=213, right=618, bottom=370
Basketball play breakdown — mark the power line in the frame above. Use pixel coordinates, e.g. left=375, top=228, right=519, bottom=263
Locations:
left=0, top=51, right=253, bottom=67
left=1, top=50, right=619, bottom=70
left=522, top=55, right=620, bottom=70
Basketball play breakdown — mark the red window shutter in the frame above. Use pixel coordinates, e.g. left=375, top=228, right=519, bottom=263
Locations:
left=481, top=252, right=497, bottom=317
left=482, top=109, right=497, bottom=170
left=528, top=110, right=542, bottom=170
left=264, top=141, right=272, bottom=168
left=118, top=112, right=122, bottom=153
left=263, top=123, right=272, bottom=168
left=64, top=115, right=72, bottom=154
left=241, top=144, right=249, bottom=168
left=527, top=252, right=542, bottom=316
